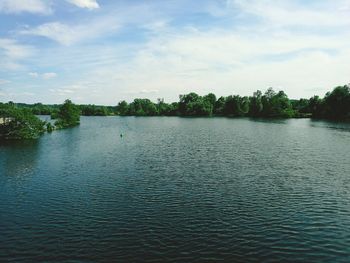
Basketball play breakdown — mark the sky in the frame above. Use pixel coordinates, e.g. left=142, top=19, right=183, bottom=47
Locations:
left=0, top=0, right=349, bottom=105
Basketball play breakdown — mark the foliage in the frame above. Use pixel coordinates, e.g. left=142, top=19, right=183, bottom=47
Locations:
left=112, top=85, right=350, bottom=120
left=224, top=95, right=249, bottom=116
left=128, top=99, right=158, bottom=116
left=249, top=90, right=263, bottom=117
left=214, top=96, right=226, bottom=115
left=5, top=84, right=350, bottom=122
left=0, top=103, right=46, bottom=139
left=322, top=86, right=350, bottom=119
left=46, top=122, right=54, bottom=133
left=54, top=100, right=81, bottom=128
left=116, top=101, right=129, bottom=115
left=16, top=102, right=114, bottom=117
left=80, top=105, right=110, bottom=116
left=179, top=93, right=214, bottom=116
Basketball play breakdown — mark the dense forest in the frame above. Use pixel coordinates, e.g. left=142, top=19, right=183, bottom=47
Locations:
left=116, top=85, right=350, bottom=119
left=2, top=85, right=349, bottom=120
left=1, top=85, right=349, bottom=139
left=14, top=103, right=115, bottom=116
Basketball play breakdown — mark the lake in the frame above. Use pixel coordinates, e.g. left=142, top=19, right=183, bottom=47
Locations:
left=1, top=117, right=350, bottom=262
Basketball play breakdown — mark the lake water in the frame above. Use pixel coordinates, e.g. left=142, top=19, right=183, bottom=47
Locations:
left=1, top=117, right=350, bottom=262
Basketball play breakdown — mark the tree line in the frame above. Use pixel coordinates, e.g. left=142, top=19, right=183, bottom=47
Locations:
left=9, top=85, right=350, bottom=119
left=116, top=85, right=350, bottom=119
left=1, top=85, right=349, bottom=139
left=15, top=103, right=115, bottom=116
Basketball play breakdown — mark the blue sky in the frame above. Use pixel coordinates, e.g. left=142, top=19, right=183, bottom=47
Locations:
left=0, top=0, right=349, bottom=104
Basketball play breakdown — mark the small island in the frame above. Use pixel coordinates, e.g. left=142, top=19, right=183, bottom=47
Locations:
left=0, top=99, right=80, bottom=140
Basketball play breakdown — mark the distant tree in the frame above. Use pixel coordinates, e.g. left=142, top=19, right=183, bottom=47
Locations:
left=9, top=84, right=349, bottom=121
left=157, top=98, right=170, bottom=115
left=291, top=99, right=310, bottom=114
left=249, top=90, right=263, bottom=117
left=224, top=95, right=243, bottom=116
left=179, top=93, right=200, bottom=115
left=190, top=98, right=212, bottom=116
left=260, top=88, right=294, bottom=117
left=214, top=96, right=226, bottom=115
left=179, top=93, right=212, bottom=116
left=128, top=99, right=158, bottom=116
left=80, top=105, right=110, bottom=116
left=309, top=95, right=323, bottom=117
left=31, top=103, right=53, bottom=115
left=0, top=103, right=46, bottom=139
left=167, top=102, right=180, bottom=116
left=116, top=101, right=129, bottom=115
left=203, top=93, right=216, bottom=114
left=54, top=99, right=80, bottom=128
left=322, top=86, right=350, bottom=119
left=240, top=96, right=250, bottom=115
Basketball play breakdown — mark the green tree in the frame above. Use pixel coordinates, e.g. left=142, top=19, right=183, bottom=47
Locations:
left=54, top=99, right=80, bottom=128
left=224, top=95, right=244, bottom=116
left=261, top=88, right=294, bottom=117
left=249, top=90, right=263, bottom=117
left=0, top=103, right=46, bottom=139
left=322, top=86, right=350, bottom=119
left=214, top=96, right=226, bottom=115
left=179, top=93, right=200, bottom=115
left=116, top=101, right=129, bottom=115
left=240, top=96, right=250, bottom=115
left=128, top=99, right=158, bottom=116
left=80, top=105, right=110, bottom=116
left=203, top=93, right=216, bottom=115
left=167, top=102, right=180, bottom=116
left=309, top=95, right=323, bottom=117
left=179, top=93, right=212, bottom=116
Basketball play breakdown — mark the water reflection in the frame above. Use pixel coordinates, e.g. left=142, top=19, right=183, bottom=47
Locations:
left=1, top=117, right=350, bottom=262
left=0, top=139, right=40, bottom=177
left=248, top=117, right=289, bottom=124
left=309, top=119, right=350, bottom=132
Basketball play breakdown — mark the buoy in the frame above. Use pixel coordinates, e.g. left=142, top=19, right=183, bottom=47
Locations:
left=120, top=134, right=123, bottom=137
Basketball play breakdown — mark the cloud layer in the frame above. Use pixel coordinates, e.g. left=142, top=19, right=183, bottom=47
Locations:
left=0, top=0, right=349, bottom=104
left=0, top=0, right=52, bottom=14
left=66, top=0, right=99, bottom=9
left=0, top=0, right=100, bottom=14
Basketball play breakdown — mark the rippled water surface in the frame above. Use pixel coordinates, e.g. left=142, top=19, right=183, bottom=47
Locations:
left=1, top=117, right=350, bottom=262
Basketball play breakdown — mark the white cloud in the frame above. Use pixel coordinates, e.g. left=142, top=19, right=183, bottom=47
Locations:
left=73, top=25, right=350, bottom=103
left=0, top=0, right=100, bottom=14
left=48, top=84, right=93, bottom=102
left=66, top=0, right=99, bottom=10
left=0, top=38, right=34, bottom=59
left=29, top=72, right=39, bottom=78
left=141, top=20, right=170, bottom=33
left=0, top=79, right=10, bottom=85
left=0, top=38, right=35, bottom=70
left=21, top=22, right=78, bottom=46
left=42, top=72, right=57, bottom=79
left=0, top=0, right=51, bottom=14
left=56, top=88, right=74, bottom=94
left=20, top=17, right=120, bottom=46
left=4, top=0, right=350, bottom=103
left=228, top=0, right=350, bottom=28
left=125, top=89, right=159, bottom=96
left=29, top=72, right=57, bottom=79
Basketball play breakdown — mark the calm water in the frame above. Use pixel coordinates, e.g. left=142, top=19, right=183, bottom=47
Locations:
left=1, top=117, right=350, bottom=262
